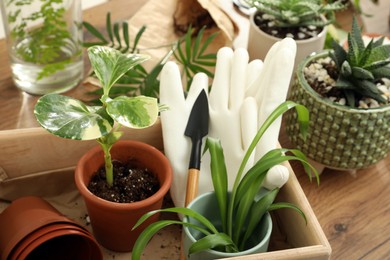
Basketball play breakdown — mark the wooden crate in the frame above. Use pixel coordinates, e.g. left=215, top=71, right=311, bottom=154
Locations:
left=0, top=120, right=330, bottom=259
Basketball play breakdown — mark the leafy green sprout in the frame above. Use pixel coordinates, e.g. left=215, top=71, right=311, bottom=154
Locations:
left=34, top=46, right=160, bottom=187
left=131, top=101, right=319, bottom=259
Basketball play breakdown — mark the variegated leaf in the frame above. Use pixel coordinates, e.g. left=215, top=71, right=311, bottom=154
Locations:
left=34, top=94, right=113, bottom=140
left=87, top=46, right=150, bottom=91
left=106, top=95, right=158, bottom=129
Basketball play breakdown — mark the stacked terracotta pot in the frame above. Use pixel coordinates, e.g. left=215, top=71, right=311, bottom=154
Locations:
left=0, top=196, right=102, bottom=260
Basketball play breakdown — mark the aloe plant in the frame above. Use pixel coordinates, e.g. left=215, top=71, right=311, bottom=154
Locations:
left=246, top=0, right=346, bottom=28
left=131, top=101, right=319, bottom=259
left=34, top=46, right=160, bottom=187
left=330, top=17, right=390, bottom=107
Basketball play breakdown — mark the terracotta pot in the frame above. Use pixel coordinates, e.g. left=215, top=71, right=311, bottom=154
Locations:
left=285, top=51, right=390, bottom=170
left=247, top=10, right=327, bottom=69
left=74, top=140, right=173, bottom=252
left=183, top=191, right=272, bottom=260
left=0, top=196, right=102, bottom=260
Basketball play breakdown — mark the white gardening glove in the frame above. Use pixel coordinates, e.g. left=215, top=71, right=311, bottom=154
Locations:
left=246, top=38, right=297, bottom=189
left=208, top=47, right=259, bottom=191
left=160, top=48, right=260, bottom=208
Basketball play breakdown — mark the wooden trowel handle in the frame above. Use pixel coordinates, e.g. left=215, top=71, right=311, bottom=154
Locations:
left=185, top=168, right=200, bottom=206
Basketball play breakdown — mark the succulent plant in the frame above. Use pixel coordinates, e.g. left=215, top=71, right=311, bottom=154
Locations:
left=246, top=0, right=346, bottom=28
left=330, top=17, right=390, bottom=107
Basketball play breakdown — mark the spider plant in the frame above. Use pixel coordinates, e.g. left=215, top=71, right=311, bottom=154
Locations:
left=131, top=101, right=319, bottom=259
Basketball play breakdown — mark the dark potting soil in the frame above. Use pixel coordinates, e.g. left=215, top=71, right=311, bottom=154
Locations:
left=253, top=12, right=323, bottom=40
left=87, top=159, right=160, bottom=203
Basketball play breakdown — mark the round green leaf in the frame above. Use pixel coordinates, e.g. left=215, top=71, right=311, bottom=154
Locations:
left=34, top=94, right=113, bottom=140
left=106, top=95, right=158, bottom=129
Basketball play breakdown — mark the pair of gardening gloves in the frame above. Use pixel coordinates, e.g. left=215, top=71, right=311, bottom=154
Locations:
left=160, top=38, right=297, bottom=208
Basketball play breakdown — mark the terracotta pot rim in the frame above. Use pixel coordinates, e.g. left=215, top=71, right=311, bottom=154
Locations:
left=16, top=226, right=94, bottom=259
left=75, top=140, right=172, bottom=210
left=0, top=197, right=85, bottom=260
left=249, top=10, right=327, bottom=43
left=297, top=51, right=390, bottom=113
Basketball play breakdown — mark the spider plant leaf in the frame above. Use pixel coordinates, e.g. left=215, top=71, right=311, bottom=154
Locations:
left=34, top=94, right=113, bottom=140
left=106, top=95, right=158, bottom=128
left=236, top=149, right=318, bottom=203
left=189, top=233, right=238, bottom=255
left=240, top=189, right=278, bottom=250
left=131, top=220, right=211, bottom=260
left=133, top=207, right=218, bottom=234
left=233, top=171, right=267, bottom=244
left=87, top=46, right=150, bottom=91
left=82, top=21, right=108, bottom=45
left=235, top=101, right=309, bottom=188
left=288, top=149, right=319, bottom=184
left=235, top=150, right=284, bottom=203
left=269, top=202, right=307, bottom=224
left=205, top=138, right=228, bottom=233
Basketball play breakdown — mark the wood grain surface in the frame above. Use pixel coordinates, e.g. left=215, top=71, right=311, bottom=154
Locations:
left=0, top=1, right=389, bottom=259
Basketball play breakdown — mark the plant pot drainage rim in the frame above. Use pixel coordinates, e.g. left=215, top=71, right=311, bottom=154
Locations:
left=75, top=140, right=173, bottom=210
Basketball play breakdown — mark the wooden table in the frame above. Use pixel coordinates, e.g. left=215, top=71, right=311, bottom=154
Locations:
left=0, top=1, right=389, bottom=259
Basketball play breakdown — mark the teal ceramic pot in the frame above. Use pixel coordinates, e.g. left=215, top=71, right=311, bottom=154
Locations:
left=182, top=191, right=272, bottom=260
left=285, top=51, right=390, bottom=170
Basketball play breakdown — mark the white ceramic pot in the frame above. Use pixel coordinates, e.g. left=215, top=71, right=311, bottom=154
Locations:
left=247, top=10, right=327, bottom=69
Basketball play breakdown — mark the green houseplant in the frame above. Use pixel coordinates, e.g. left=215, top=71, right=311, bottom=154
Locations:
left=34, top=46, right=173, bottom=251
left=285, top=17, right=390, bottom=171
left=131, top=101, right=319, bottom=259
left=246, top=0, right=346, bottom=66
